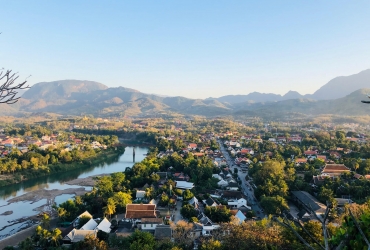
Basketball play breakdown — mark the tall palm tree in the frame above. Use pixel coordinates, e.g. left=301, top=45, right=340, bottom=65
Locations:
left=103, top=198, right=116, bottom=219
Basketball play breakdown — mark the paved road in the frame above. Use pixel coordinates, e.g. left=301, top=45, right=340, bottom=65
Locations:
left=218, top=140, right=266, bottom=218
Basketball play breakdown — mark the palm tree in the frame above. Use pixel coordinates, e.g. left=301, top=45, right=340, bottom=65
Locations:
left=49, top=228, right=62, bottom=247
left=41, top=213, right=50, bottom=229
left=103, top=198, right=116, bottom=219
left=57, top=207, right=67, bottom=222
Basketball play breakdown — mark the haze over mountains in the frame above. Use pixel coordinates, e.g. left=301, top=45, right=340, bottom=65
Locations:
left=2, top=69, right=370, bottom=117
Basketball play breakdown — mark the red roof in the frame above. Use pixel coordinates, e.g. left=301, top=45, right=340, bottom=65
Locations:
left=322, top=164, right=349, bottom=173
left=304, top=150, right=317, bottom=155
left=125, top=204, right=156, bottom=219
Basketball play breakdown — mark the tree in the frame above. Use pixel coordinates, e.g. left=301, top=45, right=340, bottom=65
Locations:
left=103, top=198, right=116, bottom=219
left=128, top=230, right=156, bottom=250
left=180, top=204, right=198, bottom=219
left=49, top=228, right=62, bottom=247
left=260, top=195, right=289, bottom=215
left=41, top=213, right=50, bottom=229
left=0, top=69, right=29, bottom=104
left=171, top=220, right=196, bottom=248
left=200, top=239, right=222, bottom=250
left=113, top=191, right=132, bottom=212
left=18, top=237, right=34, bottom=250
left=71, top=235, right=108, bottom=250
left=318, top=187, right=335, bottom=204
left=204, top=206, right=232, bottom=223
left=182, top=190, right=194, bottom=201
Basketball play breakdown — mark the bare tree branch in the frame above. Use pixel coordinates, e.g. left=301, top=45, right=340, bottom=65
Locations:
left=0, top=68, right=30, bottom=104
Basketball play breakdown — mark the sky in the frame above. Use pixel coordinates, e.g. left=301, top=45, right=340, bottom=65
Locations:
left=1, top=1, right=370, bottom=99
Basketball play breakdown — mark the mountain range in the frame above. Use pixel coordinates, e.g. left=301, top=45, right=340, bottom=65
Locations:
left=207, top=69, right=370, bottom=104
left=1, top=69, right=370, bottom=118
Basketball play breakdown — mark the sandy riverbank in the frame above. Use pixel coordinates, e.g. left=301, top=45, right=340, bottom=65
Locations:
left=64, top=174, right=110, bottom=187
left=7, top=187, right=87, bottom=204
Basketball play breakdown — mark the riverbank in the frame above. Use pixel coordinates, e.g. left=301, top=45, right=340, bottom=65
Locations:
left=0, top=147, right=125, bottom=188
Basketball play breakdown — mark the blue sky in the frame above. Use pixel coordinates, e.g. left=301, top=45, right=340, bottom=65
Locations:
left=1, top=1, right=370, bottom=98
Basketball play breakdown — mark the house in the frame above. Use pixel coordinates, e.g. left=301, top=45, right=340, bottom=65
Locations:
left=136, top=190, right=146, bottom=200
left=63, top=229, right=96, bottom=244
left=227, top=181, right=239, bottom=191
left=289, top=137, right=302, bottom=142
left=329, top=151, right=342, bottom=159
left=188, top=143, right=198, bottom=150
left=173, top=172, right=190, bottom=181
left=175, top=181, right=194, bottom=190
left=140, top=218, right=163, bottom=231
left=188, top=196, right=199, bottom=208
left=227, top=198, right=250, bottom=209
left=217, top=179, right=229, bottom=187
left=125, top=204, right=157, bottom=220
left=304, top=150, right=317, bottom=156
left=321, top=164, right=350, bottom=177
left=80, top=219, right=98, bottom=230
left=222, top=191, right=243, bottom=200
left=204, top=197, right=218, bottom=207
left=312, top=174, right=332, bottom=186
left=235, top=210, right=246, bottom=224
left=295, top=158, right=307, bottom=165
left=317, top=155, right=327, bottom=161
left=154, top=225, right=172, bottom=240
left=72, top=211, right=93, bottom=228
left=197, top=213, right=220, bottom=236
left=96, top=218, right=112, bottom=233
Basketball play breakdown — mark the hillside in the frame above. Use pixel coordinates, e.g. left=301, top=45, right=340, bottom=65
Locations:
left=4, top=78, right=369, bottom=118
left=17, top=80, right=230, bottom=116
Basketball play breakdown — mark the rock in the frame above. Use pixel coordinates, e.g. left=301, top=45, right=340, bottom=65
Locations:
left=0, top=211, right=13, bottom=216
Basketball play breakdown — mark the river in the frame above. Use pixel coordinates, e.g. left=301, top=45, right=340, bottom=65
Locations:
left=0, top=146, right=148, bottom=240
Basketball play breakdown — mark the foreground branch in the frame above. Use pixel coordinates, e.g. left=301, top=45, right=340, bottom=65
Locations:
left=0, top=69, right=30, bottom=104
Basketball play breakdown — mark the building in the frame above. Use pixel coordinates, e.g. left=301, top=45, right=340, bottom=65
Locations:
left=291, top=191, right=327, bottom=215
left=125, top=204, right=157, bottom=220
left=154, top=225, right=173, bottom=240
left=140, top=218, right=164, bottom=232
left=321, top=164, right=350, bottom=177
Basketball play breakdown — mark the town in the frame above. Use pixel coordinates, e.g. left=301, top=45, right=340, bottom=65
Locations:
left=1, top=117, right=370, bottom=249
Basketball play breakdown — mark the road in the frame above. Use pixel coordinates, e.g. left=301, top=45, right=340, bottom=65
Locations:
left=218, top=140, right=266, bottom=219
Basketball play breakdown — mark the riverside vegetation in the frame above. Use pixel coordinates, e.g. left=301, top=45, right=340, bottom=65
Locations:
left=0, top=125, right=122, bottom=187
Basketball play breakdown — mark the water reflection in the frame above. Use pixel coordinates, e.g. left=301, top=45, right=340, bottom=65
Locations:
left=0, top=147, right=148, bottom=201
left=0, top=146, right=148, bottom=239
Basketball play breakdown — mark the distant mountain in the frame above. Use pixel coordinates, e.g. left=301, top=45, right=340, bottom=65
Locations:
left=210, top=69, right=370, bottom=103
left=206, top=91, right=303, bottom=104
left=5, top=74, right=370, bottom=118
left=23, top=80, right=108, bottom=101
left=312, top=69, right=370, bottom=100
left=233, top=88, right=370, bottom=117
left=17, top=80, right=231, bottom=116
